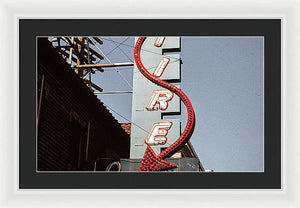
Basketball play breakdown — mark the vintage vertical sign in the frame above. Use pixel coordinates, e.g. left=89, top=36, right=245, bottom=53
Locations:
left=131, top=36, right=195, bottom=171
left=130, top=37, right=181, bottom=159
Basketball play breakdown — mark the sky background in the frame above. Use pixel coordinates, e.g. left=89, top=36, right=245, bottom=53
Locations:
left=89, top=37, right=263, bottom=172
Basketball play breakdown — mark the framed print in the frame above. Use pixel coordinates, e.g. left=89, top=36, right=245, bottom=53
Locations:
left=2, top=0, right=300, bottom=207
left=19, top=19, right=280, bottom=189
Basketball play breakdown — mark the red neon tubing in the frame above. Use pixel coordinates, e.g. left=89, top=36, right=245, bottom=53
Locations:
left=134, top=37, right=196, bottom=170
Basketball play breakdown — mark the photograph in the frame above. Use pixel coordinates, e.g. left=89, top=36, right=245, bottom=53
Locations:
left=2, top=0, right=298, bottom=204
left=3, top=0, right=299, bottom=205
left=37, top=36, right=264, bottom=172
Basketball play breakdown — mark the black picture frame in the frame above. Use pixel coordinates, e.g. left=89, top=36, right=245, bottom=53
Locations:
left=19, top=19, right=281, bottom=189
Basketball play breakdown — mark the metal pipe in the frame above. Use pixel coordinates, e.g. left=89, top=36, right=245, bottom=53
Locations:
left=74, top=62, right=134, bottom=68
left=95, top=91, right=133, bottom=94
left=93, top=158, right=100, bottom=171
left=106, top=161, right=121, bottom=171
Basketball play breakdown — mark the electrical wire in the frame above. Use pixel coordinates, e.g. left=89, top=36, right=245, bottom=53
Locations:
left=109, top=37, right=133, bottom=62
left=134, top=59, right=181, bottom=74
left=102, top=59, right=181, bottom=73
left=102, top=103, right=149, bottom=134
left=102, top=103, right=172, bottom=146
left=106, top=37, right=130, bottom=57
left=100, top=37, right=181, bottom=62
left=94, top=37, right=131, bottom=64
left=89, top=38, right=133, bottom=90
left=88, top=37, right=178, bottom=147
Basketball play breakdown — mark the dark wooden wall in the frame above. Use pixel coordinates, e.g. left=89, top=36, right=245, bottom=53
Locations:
left=37, top=38, right=130, bottom=171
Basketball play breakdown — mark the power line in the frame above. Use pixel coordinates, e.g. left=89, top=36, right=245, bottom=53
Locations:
left=106, top=37, right=130, bottom=57
left=89, top=38, right=133, bottom=90
left=102, top=103, right=172, bottom=146
left=103, top=103, right=149, bottom=134
left=100, top=37, right=181, bottom=62
left=99, top=58, right=180, bottom=74
left=109, top=37, right=133, bottom=62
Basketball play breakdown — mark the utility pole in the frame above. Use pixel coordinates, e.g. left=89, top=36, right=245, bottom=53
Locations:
left=77, top=37, right=84, bottom=77
left=51, top=36, right=134, bottom=93
left=86, top=37, right=92, bottom=90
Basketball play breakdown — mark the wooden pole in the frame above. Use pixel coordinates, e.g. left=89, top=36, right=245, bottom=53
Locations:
left=68, top=37, right=74, bottom=65
left=77, top=37, right=84, bottom=77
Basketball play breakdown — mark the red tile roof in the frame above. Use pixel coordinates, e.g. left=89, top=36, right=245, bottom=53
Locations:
left=121, top=123, right=131, bottom=135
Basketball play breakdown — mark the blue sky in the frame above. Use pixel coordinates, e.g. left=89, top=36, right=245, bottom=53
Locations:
left=90, top=37, right=263, bottom=172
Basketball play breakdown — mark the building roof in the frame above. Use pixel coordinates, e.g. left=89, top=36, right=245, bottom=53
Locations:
left=38, top=38, right=129, bottom=138
left=120, top=123, right=131, bottom=135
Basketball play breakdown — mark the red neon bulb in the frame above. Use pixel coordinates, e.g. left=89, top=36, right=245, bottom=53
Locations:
left=138, top=145, right=177, bottom=171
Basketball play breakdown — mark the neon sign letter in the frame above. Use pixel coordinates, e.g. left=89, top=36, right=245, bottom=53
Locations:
left=153, top=57, right=170, bottom=77
left=146, top=90, right=174, bottom=111
left=154, top=37, right=166, bottom=47
left=145, top=122, right=173, bottom=145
